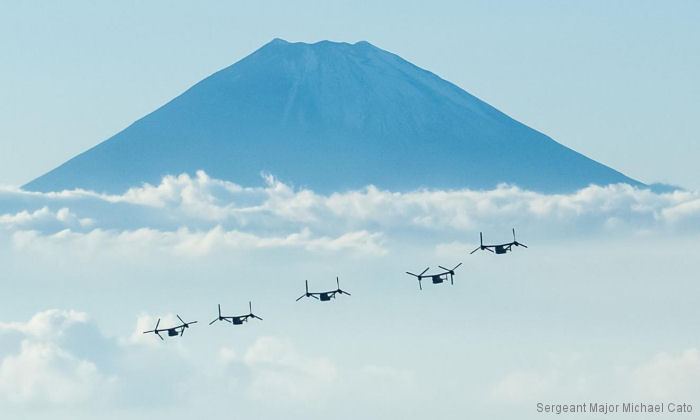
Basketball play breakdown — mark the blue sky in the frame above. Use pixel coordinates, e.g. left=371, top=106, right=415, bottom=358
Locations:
left=1, top=2, right=700, bottom=419
left=1, top=1, right=699, bottom=188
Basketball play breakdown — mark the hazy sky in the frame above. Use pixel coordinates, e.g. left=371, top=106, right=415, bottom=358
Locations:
left=1, top=1, right=698, bottom=188
left=1, top=3, right=700, bottom=419
left=1, top=174, right=700, bottom=418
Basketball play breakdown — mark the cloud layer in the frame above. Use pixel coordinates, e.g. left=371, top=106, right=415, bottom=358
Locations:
left=1, top=171, right=699, bottom=256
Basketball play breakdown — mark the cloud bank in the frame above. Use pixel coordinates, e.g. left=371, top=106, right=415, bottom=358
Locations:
left=1, top=171, right=699, bottom=256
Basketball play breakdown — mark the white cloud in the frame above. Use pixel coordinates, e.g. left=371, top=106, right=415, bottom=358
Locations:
left=0, top=207, right=92, bottom=230
left=0, top=340, right=106, bottom=405
left=491, top=370, right=559, bottom=404
left=0, top=309, right=88, bottom=340
left=243, top=336, right=337, bottom=405
left=0, top=310, right=115, bottom=406
left=631, top=348, right=700, bottom=399
left=2, top=172, right=699, bottom=256
left=218, top=346, right=237, bottom=365
left=491, top=347, right=700, bottom=405
left=11, top=226, right=386, bottom=257
left=2, top=173, right=699, bottom=237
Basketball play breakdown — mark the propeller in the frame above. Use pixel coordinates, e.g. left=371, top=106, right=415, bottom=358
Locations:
left=469, top=232, right=484, bottom=255
left=470, top=232, right=484, bottom=254
left=143, top=318, right=162, bottom=337
left=176, top=315, right=197, bottom=335
left=297, top=280, right=309, bottom=301
left=438, top=263, right=462, bottom=274
left=512, top=228, right=528, bottom=248
left=406, top=267, right=429, bottom=278
left=248, top=301, right=263, bottom=320
left=438, top=262, right=462, bottom=285
left=209, top=304, right=222, bottom=325
left=177, top=315, right=187, bottom=336
left=297, top=280, right=319, bottom=301
left=406, top=267, right=429, bottom=290
left=335, top=276, right=352, bottom=296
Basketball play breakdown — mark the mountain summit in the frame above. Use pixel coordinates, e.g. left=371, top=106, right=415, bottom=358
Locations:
left=25, top=39, right=641, bottom=193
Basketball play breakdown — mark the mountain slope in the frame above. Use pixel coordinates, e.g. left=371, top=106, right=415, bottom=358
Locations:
left=25, top=38, right=642, bottom=193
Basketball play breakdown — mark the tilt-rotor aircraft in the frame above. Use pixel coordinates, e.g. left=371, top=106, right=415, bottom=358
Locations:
left=406, top=263, right=462, bottom=290
left=143, top=315, right=197, bottom=340
left=296, top=277, right=351, bottom=302
left=209, top=302, right=263, bottom=326
left=470, top=228, right=528, bottom=255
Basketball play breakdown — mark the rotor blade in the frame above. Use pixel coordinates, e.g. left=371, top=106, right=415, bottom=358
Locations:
left=451, top=274, right=454, bottom=285
left=155, top=331, right=163, bottom=341
left=438, top=265, right=449, bottom=272
left=419, top=279, right=422, bottom=290
left=189, top=321, right=198, bottom=325
left=336, top=276, right=340, bottom=289
left=218, top=304, right=221, bottom=318
left=470, top=247, right=480, bottom=254
left=253, top=315, right=263, bottom=320
left=485, top=247, right=494, bottom=253
left=513, top=227, right=516, bottom=241
left=519, top=243, right=528, bottom=248
left=310, top=294, right=319, bottom=300
left=406, top=271, right=417, bottom=277
left=419, top=267, right=429, bottom=276
left=155, top=318, right=160, bottom=330
left=249, top=301, right=252, bottom=313
left=209, top=318, right=219, bottom=325
left=177, top=315, right=185, bottom=325
left=305, top=280, right=309, bottom=294
left=296, top=294, right=305, bottom=301
left=180, top=326, right=185, bottom=337
left=340, top=290, right=352, bottom=296
left=480, top=232, right=483, bottom=246
left=143, top=330, right=154, bottom=334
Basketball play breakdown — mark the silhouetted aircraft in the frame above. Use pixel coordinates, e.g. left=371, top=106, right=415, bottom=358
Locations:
left=407, top=264, right=462, bottom=290
left=470, top=228, right=527, bottom=255
left=209, top=302, right=263, bottom=326
left=296, top=277, right=351, bottom=302
left=143, top=315, right=197, bottom=340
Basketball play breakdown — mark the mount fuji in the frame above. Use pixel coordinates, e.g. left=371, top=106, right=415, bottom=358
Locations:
left=25, top=38, right=642, bottom=193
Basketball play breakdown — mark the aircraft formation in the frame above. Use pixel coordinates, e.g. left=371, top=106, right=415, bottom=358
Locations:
left=143, top=229, right=527, bottom=340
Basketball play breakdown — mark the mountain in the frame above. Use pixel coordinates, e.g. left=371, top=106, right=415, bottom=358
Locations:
left=24, top=38, right=642, bottom=193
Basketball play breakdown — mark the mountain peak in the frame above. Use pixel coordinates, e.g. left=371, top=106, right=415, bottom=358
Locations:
left=266, top=38, right=374, bottom=47
left=24, top=40, right=642, bottom=194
